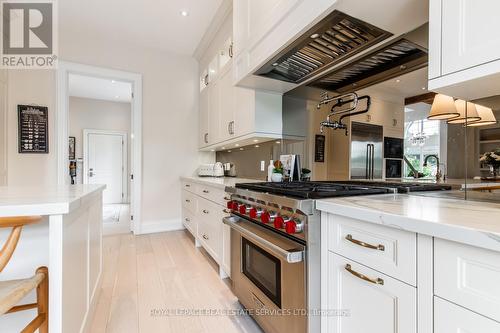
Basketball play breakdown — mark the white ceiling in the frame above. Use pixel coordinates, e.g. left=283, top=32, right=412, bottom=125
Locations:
left=364, top=67, right=429, bottom=99
left=69, top=74, right=132, bottom=103
left=59, top=0, right=224, bottom=56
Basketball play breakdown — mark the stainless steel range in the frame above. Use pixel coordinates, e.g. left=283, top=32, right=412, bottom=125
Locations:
left=223, top=181, right=394, bottom=333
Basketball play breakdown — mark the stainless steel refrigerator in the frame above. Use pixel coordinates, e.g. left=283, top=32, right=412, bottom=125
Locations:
left=350, top=122, right=383, bottom=180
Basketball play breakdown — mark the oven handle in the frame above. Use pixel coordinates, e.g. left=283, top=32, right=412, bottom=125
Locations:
left=223, top=216, right=304, bottom=264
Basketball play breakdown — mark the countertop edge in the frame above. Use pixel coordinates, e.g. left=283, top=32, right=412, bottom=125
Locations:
left=316, top=196, right=500, bottom=252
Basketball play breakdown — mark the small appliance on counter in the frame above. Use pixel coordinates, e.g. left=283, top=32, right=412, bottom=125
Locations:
left=223, top=163, right=237, bottom=177
left=197, top=162, right=224, bottom=177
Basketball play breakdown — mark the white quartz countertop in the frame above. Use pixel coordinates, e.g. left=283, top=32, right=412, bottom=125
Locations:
left=181, top=176, right=262, bottom=190
left=316, top=194, right=500, bottom=252
left=0, top=184, right=106, bottom=217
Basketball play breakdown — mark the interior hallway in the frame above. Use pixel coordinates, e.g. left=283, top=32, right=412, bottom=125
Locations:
left=89, top=230, right=263, bottom=333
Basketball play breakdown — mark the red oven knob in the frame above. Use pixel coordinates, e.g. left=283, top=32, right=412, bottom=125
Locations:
left=239, top=205, right=250, bottom=215
left=285, top=220, right=303, bottom=234
left=227, top=201, right=235, bottom=210
left=274, top=216, right=285, bottom=229
left=261, top=211, right=276, bottom=224
left=249, top=207, right=262, bottom=219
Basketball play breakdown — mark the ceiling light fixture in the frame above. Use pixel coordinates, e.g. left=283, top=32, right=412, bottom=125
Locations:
left=467, top=104, right=497, bottom=127
left=427, top=94, right=460, bottom=120
left=276, top=141, right=281, bottom=144
left=422, top=87, right=426, bottom=90
left=111, top=80, right=116, bottom=83
left=253, top=139, right=259, bottom=143
left=447, top=99, right=481, bottom=124
left=395, top=79, right=401, bottom=83
left=115, top=95, right=119, bottom=99
left=180, top=10, right=189, bottom=17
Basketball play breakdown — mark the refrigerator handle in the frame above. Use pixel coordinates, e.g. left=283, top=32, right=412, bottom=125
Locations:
left=365, top=144, right=370, bottom=180
left=370, top=144, right=375, bottom=180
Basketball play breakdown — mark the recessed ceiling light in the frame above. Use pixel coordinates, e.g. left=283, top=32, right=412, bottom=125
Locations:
left=422, top=87, right=426, bottom=90
left=227, top=150, right=232, bottom=153
left=210, top=149, right=215, bottom=152
left=272, top=62, right=279, bottom=67
left=221, top=147, right=225, bottom=149
left=115, top=95, right=119, bottom=98
left=276, top=141, right=281, bottom=144
left=239, top=148, right=244, bottom=151
left=396, top=79, right=401, bottom=83
left=235, top=144, right=239, bottom=147
left=111, top=80, right=116, bottom=83
left=255, top=145, right=260, bottom=148
left=180, top=10, right=189, bottom=17
left=253, top=139, right=259, bottom=143
left=310, top=33, right=320, bottom=39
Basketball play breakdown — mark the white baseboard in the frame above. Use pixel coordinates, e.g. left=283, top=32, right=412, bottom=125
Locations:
left=138, top=218, right=184, bottom=235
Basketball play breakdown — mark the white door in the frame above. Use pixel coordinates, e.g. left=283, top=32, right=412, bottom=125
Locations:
left=86, top=132, right=125, bottom=204
left=327, top=253, right=417, bottom=333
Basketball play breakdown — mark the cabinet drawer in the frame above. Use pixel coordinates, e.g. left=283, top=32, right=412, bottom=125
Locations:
left=196, top=185, right=226, bottom=206
left=327, top=214, right=417, bottom=285
left=182, top=180, right=196, bottom=193
left=181, top=190, right=197, bottom=214
left=327, top=253, right=416, bottom=333
left=434, top=297, right=500, bottom=332
left=434, top=238, right=500, bottom=322
left=197, top=198, right=222, bottom=262
left=182, top=209, right=196, bottom=236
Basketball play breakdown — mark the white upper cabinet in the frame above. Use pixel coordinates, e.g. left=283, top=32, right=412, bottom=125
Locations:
left=429, top=0, right=500, bottom=100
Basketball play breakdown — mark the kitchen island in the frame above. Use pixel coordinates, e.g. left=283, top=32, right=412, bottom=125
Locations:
left=0, top=185, right=105, bottom=333
left=317, top=193, right=500, bottom=333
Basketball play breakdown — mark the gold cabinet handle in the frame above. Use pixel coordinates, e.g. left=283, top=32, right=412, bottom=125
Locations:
left=203, top=190, right=210, bottom=194
left=185, top=184, right=191, bottom=187
left=185, top=199, right=191, bottom=203
left=203, top=209, right=209, bottom=214
left=223, top=209, right=231, bottom=214
left=345, top=264, right=384, bottom=285
left=185, top=218, right=190, bottom=222
left=345, top=234, right=385, bottom=251
left=203, top=234, right=209, bottom=240
left=224, top=196, right=231, bottom=201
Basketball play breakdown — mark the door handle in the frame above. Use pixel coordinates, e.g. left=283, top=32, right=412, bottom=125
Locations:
left=89, top=168, right=94, bottom=177
left=365, top=145, right=369, bottom=180
left=345, top=264, right=384, bottom=285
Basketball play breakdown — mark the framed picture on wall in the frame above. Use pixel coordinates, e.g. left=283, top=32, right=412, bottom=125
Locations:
left=69, top=136, right=76, bottom=160
left=18, top=104, right=49, bottom=153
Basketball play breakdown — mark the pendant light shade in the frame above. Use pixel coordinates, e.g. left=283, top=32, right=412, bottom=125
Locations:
left=427, top=94, right=460, bottom=120
left=447, top=99, right=481, bottom=124
left=467, top=104, right=497, bottom=127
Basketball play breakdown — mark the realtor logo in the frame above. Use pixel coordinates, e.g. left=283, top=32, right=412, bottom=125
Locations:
left=0, top=0, right=57, bottom=68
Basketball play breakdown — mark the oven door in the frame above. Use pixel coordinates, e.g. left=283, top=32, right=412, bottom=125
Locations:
left=223, top=215, right=307, bottom=333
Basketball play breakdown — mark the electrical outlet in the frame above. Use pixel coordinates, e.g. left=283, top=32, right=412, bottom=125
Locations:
left=260, top=161, right=265, bottom=171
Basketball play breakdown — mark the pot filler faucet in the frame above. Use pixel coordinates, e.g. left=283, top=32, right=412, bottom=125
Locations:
left=317, top=91, right=371, bottom=136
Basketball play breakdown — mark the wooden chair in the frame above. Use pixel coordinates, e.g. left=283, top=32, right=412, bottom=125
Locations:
left=0, top=216, right=48, bottom=333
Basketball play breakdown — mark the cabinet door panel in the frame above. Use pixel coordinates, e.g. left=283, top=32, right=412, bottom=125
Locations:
left=208, top=82, right=220, bottom=145
left=328, top=253, right=416, bottom=333
left=442, top=0, right=500, bottom=75
left=199, top=88, right=209, bottom=148
left=434, top=297, right=500, bottom=333
left=218, top=67, right=235, bottom=142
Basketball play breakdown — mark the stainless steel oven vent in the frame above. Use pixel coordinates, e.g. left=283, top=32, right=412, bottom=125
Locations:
left=308, top=38, right=428, bottom=93
left=255, top=10, right=392, bottom=84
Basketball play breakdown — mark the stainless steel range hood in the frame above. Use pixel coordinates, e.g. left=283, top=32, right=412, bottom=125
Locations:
left=255, top=9, right=428, bottom=96
left=255, top=11, right=393, bottom=84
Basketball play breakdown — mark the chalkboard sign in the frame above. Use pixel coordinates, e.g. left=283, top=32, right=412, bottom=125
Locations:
left=315, top=134, right=325, bottom=162
left=18, top=105, right=49, bottom=153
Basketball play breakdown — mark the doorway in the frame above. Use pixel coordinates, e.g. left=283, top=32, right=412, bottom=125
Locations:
left=57, top=61, right=142, bottom=234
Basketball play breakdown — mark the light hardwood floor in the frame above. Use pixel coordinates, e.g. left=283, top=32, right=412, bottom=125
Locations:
left=89, top=230, right=264, bottom=333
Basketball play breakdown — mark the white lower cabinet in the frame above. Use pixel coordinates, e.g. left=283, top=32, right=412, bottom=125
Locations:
left=180, top=180, right=231, bottom=278
left=327, top=253, right=416, bottom=333
left=434, top=297, right=500, bottom=333
left=321, top=212, right=500, bottom=333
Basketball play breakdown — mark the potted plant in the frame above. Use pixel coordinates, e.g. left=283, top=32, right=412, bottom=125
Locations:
left=480, top=149, right=500, bottom=178
left=271, top=160, right=283, bottom=182
left=301, top=168, right=311, bottom=181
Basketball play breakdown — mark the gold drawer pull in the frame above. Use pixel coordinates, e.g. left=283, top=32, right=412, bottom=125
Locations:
left=345, top=234, right=385, bottom=251
left=202, top=209, right=209, bottom=214
left=203, top=190, right=210, bottom=194
left=224, top=196, right=231, bottom=201
left=185, top=184, right=191, bottom=187
left=203, top=234, right=209, bottom=240
left=185, top=218, right=190, bottom=222
left=345, top=264, right=384, bottom=285
left=223, top=209, right=231, bottom=214
left=185, top=199, right=191, bottom=203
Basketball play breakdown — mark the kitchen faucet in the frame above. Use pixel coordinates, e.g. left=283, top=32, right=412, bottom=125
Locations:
left=423, top=155, right=442, bottom=182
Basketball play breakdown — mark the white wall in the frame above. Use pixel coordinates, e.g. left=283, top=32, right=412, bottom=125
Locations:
left=7, top=70, right=57, bottom=186
left=69, top=96, right=131, bottom=187
left=0, top=70, right=7, bottom=185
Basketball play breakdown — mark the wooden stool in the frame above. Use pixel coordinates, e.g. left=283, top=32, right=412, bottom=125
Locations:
left=0, top=216, right=48, bottom=333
